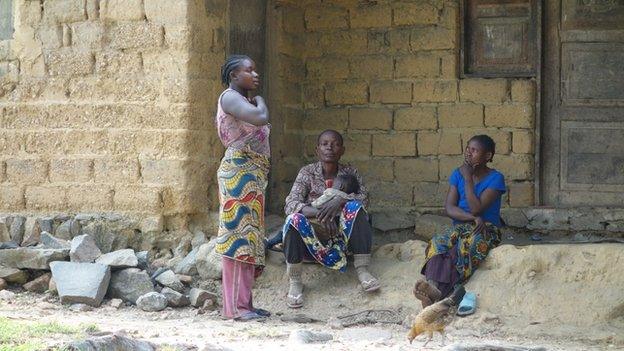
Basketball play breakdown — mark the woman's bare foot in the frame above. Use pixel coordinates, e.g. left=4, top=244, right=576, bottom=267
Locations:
left=413, top=278, right=442, bottom=308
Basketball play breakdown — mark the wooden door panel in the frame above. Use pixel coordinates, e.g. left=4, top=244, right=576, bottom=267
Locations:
left=542, top=0, right=624, bottom=206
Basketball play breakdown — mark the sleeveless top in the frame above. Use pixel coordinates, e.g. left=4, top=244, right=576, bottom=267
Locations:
left=215, top=88, right=271, bottom=157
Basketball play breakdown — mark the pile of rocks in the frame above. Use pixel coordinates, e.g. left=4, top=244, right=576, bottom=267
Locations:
left=0, top=215, right=221, bottom=313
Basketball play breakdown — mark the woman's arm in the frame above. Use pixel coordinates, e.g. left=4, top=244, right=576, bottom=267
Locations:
left=444, top=185, right=477, bottom=222
left=221, top=91, right=269, bottom=126
left=284, top=168, right=312, bottom=216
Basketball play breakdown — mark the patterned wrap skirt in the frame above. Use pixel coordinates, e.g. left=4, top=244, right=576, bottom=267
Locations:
left=215, top=147, right=269, bottom=266
left=422, top=222, right=501, bottom=282
left=282, top=200, right=363, bottom=272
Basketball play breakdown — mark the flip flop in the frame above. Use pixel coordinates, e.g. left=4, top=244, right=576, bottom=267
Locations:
left=457, top=291, right=477, bottom=316
left=235, top=311, right=267, bottom=322
left=253, top=308, right=271, bottom=317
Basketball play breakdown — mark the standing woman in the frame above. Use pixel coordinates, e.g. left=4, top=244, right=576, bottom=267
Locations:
left=214, top=55, right=271, bottom=321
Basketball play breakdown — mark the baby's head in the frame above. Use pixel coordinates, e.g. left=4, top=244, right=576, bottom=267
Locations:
left=333, top=174, right=359, bottom=194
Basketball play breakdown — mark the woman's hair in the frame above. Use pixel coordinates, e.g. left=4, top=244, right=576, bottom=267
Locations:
left=221, top=55, right=251, bottom=86
left=469, top=134, right=496, bottom=162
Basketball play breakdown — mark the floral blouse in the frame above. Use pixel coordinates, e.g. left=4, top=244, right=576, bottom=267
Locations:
left=284, top=162, right=368, bottom=216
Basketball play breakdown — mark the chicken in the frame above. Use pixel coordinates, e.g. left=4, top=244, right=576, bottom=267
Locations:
left=407, top=285, right=465, bottom=346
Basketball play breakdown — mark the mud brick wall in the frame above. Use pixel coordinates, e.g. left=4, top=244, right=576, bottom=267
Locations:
left=0, top=0, right=226, bottom=233
left=270, top=0, right=536, bottom=227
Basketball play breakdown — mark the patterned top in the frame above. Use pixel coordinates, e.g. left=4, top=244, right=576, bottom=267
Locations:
left=284, top=162, right=368, bottom=215
left=215, top=88, right=271, bottom=156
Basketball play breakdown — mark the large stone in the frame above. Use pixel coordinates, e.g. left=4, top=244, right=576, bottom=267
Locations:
left=21, top=217, right=40, bottom=247
left=189, top=288, right=217, bottom=308
left=66, top=334, right=155, bottom=351
left=40, top=232, right=71, bottom=249
left=413, top=214, right=452, bottom=240
left=0, top=278, right=6, bottom=290
left=0, top=221, right=9, bottom=242
left=55, top=219, right=81, bottom=240
left=96, top=249, right=138, bottom=268
left=23, top=273, right=51, bottom=293
left=154, top=269, right=184, bottom=292
left=70, top=234, right=102, bottom=263
left=108, top=268, right=154, bottom=304
left=9, top=216, right=25, bottom=245
left=50, top=261, right=111, bottom=307
left=195, top=239, right=222, bottom=280
left=0, top=266, right=28, bottom=284
left=136, top=292, right=167, bottom=312
left=173, top=247, right=198, bottom=275
left=135, top=251, right=150, bottom=271
left=161, top=287, right=190, bottom=307
left=372, top=211, right=415, bottom=232
left=0, top=247, right=69, bottom=269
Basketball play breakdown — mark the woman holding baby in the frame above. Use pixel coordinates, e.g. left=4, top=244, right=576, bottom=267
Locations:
left=279, top=129, right=380, bottom=308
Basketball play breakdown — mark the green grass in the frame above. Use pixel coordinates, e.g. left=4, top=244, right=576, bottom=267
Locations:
left=0, top=317, right=98, bottom=351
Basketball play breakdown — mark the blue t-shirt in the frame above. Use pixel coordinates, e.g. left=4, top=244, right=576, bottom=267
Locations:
left=449, top=168, right=506, bottom=227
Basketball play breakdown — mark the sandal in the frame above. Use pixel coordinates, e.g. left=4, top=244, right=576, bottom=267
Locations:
left=253, top=308, right=271, bottom=317
left=287, top=291, right=304, bottom=309
left=413, top=279, right=442, bottom=308
left=360, top=277, right=381, bottom=292
left=457, top=291, right=477, bottom=316
left=234, top=311, right=267, bottom=322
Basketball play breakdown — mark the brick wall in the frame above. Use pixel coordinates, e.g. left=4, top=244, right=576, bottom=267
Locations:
left=270, top=0, right=536, bottom=227
left=0, top=0, right=226, bottom=233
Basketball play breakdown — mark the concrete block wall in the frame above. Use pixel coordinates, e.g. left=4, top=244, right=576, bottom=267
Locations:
left=270, top=0, right=536, bottom=224
left=0, top=0, right=226, bottom=233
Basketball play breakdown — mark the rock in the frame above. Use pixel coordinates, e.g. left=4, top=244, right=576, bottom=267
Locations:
left=0, top=242, right=18, bottom=249
left=108, top=268, right=154, bottom=304
left=174, top=247, right=199, bottom=276
left=70, top=235, right=101, bottom=263
left=0, top=278, right=5, bottom=290
left=48, top=278, right=57, bottom=295
left=288, top=329, right=333, bottom=344
left=0, top=247, right=69, bottom=269
left=154, top=270, right=185, bottom=292
left=196, top=239, right=222, bottom=280
left=23, top=273, right=51, bottom=293
left=372, top=211, right=415, bottom=232
left=0, top=220, right=9, bottom=242
left=22, top=217, right=42, bottom=247
left=70, top=303, right=93, bottom=312
left=189, top=288, right=218, bottom=308
left=40, top=232, right=71, bottom=249
left=55, top=219, right=81, bottom=241
left=174, top=236, right=192, bottom=258
left=8, top=216, right=26, bottom=245
left=65, top=334, right=156, bottom=351
left=96, top=249, right=138, bottom=268
left=191, top=231, right=207, bottom=249
left=281, top=314, right=321, bottom=324
left=50, top=261, right=111, bottom=307
left=413, top=214, right=452, bottom=240
left=136, top=292, right=167, bottom=312
left=0, top=266, right=28, bottom=284
left=109, top=298, right=123, bottom=309
left=135, top=251, right=150, bottom=271
left=176, top=274, right=192, bottom=285
left=161, top=287, right=190, bottom=307
left=0, top=290, right=15, bottom=300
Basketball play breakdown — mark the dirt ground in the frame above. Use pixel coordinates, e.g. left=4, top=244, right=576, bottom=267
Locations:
left=1, top=241, right=622, bottom=350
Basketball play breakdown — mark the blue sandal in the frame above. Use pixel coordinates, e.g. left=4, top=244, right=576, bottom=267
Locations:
left=253, top=308, right=271, bottom=317
left=457, top=291, right=477, bottom=316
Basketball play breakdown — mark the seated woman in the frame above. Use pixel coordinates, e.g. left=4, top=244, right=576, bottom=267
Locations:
left=282, top=129, right=380, bottom=308
left=414, top=135, right=506, bottom=308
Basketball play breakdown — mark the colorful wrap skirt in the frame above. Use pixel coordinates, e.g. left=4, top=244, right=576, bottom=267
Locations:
left=422, top=222, right=501, bottom=282
left=215, top=147, right=269, bottom=266
left=282, top=200, right=363, bottom=272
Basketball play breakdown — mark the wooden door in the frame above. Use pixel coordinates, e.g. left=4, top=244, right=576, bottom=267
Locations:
left=542, top=0, right=624, bottom=206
